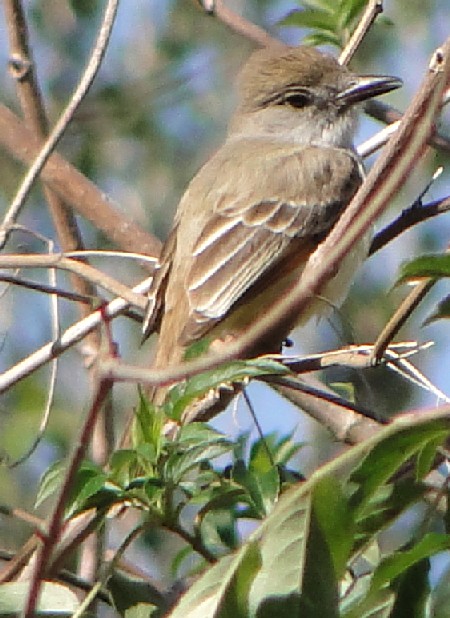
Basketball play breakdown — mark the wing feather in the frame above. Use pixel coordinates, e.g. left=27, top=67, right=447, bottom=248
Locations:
left=157, top=141, right=364, bottom=345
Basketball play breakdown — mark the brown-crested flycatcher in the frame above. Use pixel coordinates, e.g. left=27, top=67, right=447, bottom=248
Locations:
left=143, top=45, right=401, bottom=416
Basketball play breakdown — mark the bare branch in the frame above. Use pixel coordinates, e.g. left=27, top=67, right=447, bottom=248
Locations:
left=0, top=104, right=161, bottom=258
left=0, top=0, right=120, bottom=250
left=339, top=0, right=383, bottom=66
left=23, top=377, right=113, bottom=618
left=196, top=0, right=281, bottom=48
left=0, top=277, right=152, bottom=395
left=365, top=100, right=450, bottom=155
left=0, top=253, right=148, bottom=308
left=371, top=280, right=436, bottom=363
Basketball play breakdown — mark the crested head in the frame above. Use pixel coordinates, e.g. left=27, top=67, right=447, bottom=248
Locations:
left=236, top=45, right=350, bottom=112
left=230, top=45, right=401, bottom=149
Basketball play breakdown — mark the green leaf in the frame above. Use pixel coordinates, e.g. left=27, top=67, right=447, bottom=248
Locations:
left=341, top=589, right=395, bottom=618
left=172, top=545, right=196, bottom=579
left=65, top=470, right=110, bottom=516
left=135, top=388, right=165, bottom=454
left=371, top=533, right=450, bottom=591
left=167, top=542, right=261, bottom=618
left=109, top=449, right=144, bottom=486
left=423, top=294, right=450, bottom=326
left=165, top=441, right=233, bottom=484
left=398, top=254, right=450, bottom=283
left=297, top=0, right=337, bottom=11
left=390, top=558, right=430, bottom=617
left=169, top=359, right=289, bottom=420
left=348, top=422, right=449, bottom=518
left=248, top=484, right=312, bottom=613
left=313, top=476, right=355, bottom=578
left=346, top=534, right=448, bottom=618
left=339, top=0, right=368, bottom=28
left=108, top=571, right=165, bottom=616
left=196, top=488, right=247, bottom=522
left=125, top=604, right=158, bottom=618
left=0, top=582, right=79, bottom=616
left=429, top=563, right=450, bottom=618
left=201, top=509, right=239, bottom=553
left=279, top=8, right=337, bottom=31
left=302, top=31, right=342, bottom=47
left=354, top=478, right=426, bottom=545
left=248, top=432, right=303, bottom=472
left=35, top=460, right=66, bottom=509
left=232, top=461, right=280, bottom=518
left=176, top=423, right=228, bottom=447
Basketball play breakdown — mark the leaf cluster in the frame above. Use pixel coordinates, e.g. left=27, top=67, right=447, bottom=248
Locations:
left=280, top=0, right=370, bottom=48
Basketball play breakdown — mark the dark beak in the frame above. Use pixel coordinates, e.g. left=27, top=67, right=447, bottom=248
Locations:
left=337, top=75, right=402, bottom=106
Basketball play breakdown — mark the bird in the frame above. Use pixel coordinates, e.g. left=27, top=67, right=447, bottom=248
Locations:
left=142, top=44, right=401, bottom=420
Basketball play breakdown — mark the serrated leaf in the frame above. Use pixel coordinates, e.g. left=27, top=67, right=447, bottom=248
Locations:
left=167, top=542, right=261, bottom=618
left=170, top=359, right=287, bottom=419
left=0, top=581, right=79, bottom=616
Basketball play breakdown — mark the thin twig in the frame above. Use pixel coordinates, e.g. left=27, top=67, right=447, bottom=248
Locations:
left=165, top=521, right=216, bottom=564
left=0, top=253, right=147, bottom=308
left=370, top=279, right=436, bottom=363
left=242, top=389, right=275, bottom=467
left=369, top=194, right=450, bottom=255
left=0, top=274, right=92, bottom=303
left=3, top=0, right=96, bottom=307
left=0, top=103, right=161, bottom=258
left=339, top=0, right=383, bottom=66
left=0, top=548, right=113, bottom=605
left=365, top=100, right=450, bottom=154
left=272, top=374, right=382, bottom=445
left=196, top=0, right=281, bottom=48
left=0, top=277, right=153, bottom=395
left=264, top=374, right=383, bottom=422
left=0, top=0, right=120, bottom=249
left=23, top=377, right=114, bottom=618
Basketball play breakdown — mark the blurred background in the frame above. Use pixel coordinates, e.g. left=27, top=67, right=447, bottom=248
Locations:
left=0, top=0, right=449, bottom=591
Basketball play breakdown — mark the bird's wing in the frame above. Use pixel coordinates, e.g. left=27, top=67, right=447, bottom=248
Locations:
left=142, top=222, right=179, bottom=339
left=180, top=144, right=363, bottom=341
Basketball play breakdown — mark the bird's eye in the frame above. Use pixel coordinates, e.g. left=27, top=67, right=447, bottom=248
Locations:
left=284, top=93, right=310, bottom=108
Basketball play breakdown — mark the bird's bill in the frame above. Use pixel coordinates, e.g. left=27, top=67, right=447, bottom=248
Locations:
left=337, top=75, right=403, bottom=106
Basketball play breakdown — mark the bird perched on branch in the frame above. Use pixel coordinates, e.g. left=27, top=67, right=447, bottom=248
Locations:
left=142, top=44, right=401, bottom=419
